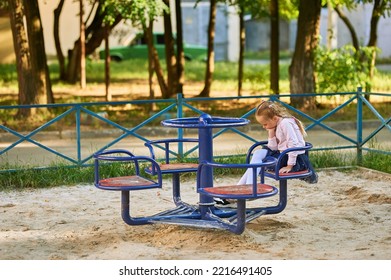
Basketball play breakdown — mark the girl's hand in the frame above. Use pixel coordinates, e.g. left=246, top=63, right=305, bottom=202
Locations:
left=267, top=128, right=276, bottom=138
left=279, top=165, right=293, bottom=173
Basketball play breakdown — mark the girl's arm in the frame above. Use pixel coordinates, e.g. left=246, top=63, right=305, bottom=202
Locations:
left=266, top=128, right=278, bottom=151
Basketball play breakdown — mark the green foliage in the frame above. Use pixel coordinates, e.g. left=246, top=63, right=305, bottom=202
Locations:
left=102, top=0, right=168, bottom=27
left=0, top=0, right=8, bottom=9
left=0, top=64, right=18, bottom=84
left=234, top=0, right=298, bottom=20
left=314, top=45, right=377, bottom=93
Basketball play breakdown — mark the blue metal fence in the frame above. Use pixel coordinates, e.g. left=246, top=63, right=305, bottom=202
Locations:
left=0, top=88, right=390, bottom=172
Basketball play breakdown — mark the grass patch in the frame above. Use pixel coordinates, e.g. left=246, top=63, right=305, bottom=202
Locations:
left=0, top=165, right=94, bottom=191
left=310, top=150, right=356, bottom=169
left=362, top=151, right=391, bottom=173
left=361, top=142, right=391, bottom=174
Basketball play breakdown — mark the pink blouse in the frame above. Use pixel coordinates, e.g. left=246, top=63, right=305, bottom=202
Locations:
left=267, top=117, right=306, bottom=166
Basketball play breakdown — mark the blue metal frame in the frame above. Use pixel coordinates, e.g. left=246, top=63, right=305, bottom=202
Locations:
left=1, top=88, right=390, bottom=172
left=144, top=138, right=199, bottom=206
left=245, top=141, right=314, bottom=180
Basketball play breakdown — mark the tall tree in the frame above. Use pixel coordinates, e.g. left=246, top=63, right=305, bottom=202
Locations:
left=226, top=0, right=250, bottom=96
left=79, top=0, right=86, bottom=89
left=7, top=0, right=53, bottom=117
left=237, top=2, right=245, bottom=96
left=8, top=0, right=33, bottom=116
left=199, top=0, right=217, bottom=97
left=289, top=0, right=322, bottom=109
left=104, top=24, right=111, bottom=101
left=66, top=1, right=122, bottom=83
left=54, top=0, right=66, bottom=80
left=102, top=0, right=169, bottom=98
left=23, top=0, right=53, bottom=104
left=270, top=0, right=279, bottom=94
left=162, top=0, right=178, bottom=98
left=231, top=0, right=297, bottom=96
left=334, top=5, right=360, bottom=50
left=145, top=21, right=156, bottom=100
left=175, top=0, right=185, bottom=94
left=366, top=0, right=390, bottom=85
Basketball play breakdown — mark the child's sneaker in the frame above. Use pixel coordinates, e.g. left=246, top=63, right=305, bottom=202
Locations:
left=214, top=198, right=236, bottom=207
left=214, top=198, right=231, bottom=205
left=302, top=171, right=318, bottom=184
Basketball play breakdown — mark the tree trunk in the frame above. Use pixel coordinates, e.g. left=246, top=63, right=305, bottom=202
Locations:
left=237, top=6, right=245, bottom=97
left=289, top=0, right=321, bottom=109
left=367, top=0, right=383, bottom=49
left=334, top=6, right=360, bottom=51
left=152, top=45, right=169, bottom=98
left=67, top=41, right=81, bottom=84
left=145, top=24, right=168, bottom=98
left=8, top=0, right=34, bottom=117
left=66, top=3, right=122, bottom=83
left=79, top=0, right=86, bottom=89
left=199, top=0, right=216, bottom=97
left=163, top=0, right=177, bottom=98
left=366, top=0, right=385, bottom=92
left=270, top=0, right=279, bottom=95
left=175, top=0, right=185, bottom=95
left=24, top=0, right=53, bottom=104
left=54, top=0, right=66, bottom=80
left=145, top=23, right=156, bottom=100
left=104, top=26, right=111, bottom=102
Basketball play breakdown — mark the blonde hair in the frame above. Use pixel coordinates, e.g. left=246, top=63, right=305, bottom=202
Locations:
left=255, top=100, right=307, bottom=137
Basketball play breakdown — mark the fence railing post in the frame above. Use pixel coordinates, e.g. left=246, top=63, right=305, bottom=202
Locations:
left=76, top=105, right=82, bottom=165
left=356, top=87, right=363, bottom=165
left=176, top=93, right=184, bottom=160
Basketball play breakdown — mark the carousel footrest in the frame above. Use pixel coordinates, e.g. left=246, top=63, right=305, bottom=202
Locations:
left=150, top=217, right=230, bottom=230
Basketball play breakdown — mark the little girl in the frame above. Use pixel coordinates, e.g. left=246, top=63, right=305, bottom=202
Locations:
left=214, top=100, right=318, bottom=206
left=237, top=100, right=318, bottom=185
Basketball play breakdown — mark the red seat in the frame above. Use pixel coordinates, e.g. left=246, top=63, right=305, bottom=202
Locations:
left=267, top=169, right=310, bottom=177
left=144, top=139, right=199, bottom=175
left=202, top=183, right=276, bottom=197
left=93, top=149, right=162, bottom=191
left=149, top=162, right=199, bottom=172
left=99, top=176, right=157, bottom=188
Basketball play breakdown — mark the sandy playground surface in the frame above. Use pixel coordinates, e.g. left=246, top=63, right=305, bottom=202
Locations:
left=1, top=168, right=390, bottom=260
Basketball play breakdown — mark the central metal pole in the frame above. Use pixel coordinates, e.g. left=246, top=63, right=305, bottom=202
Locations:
left=198, top=114, right=214, bottom=217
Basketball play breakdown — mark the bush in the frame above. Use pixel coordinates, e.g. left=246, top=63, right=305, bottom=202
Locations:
left=314, top=45, right=376, bottom=93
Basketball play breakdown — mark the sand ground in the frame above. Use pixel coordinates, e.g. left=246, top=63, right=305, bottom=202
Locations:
left=0, top=168, right=390, bottom=260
